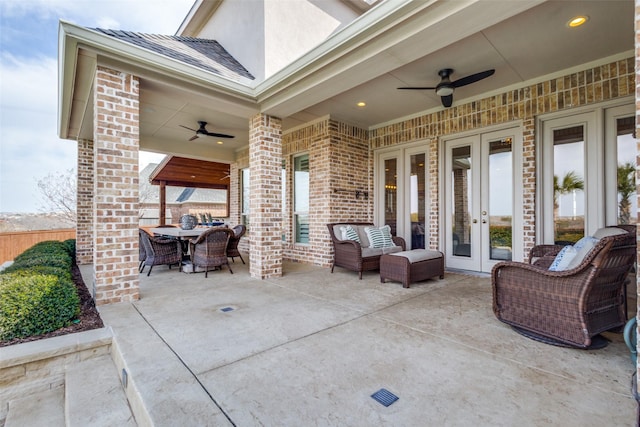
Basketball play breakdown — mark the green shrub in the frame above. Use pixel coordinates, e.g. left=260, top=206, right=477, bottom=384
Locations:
left=3, top=252, right=71, bottom=273
left=13, top=240, right=69, bottom=263
left=0, top=273, right=80, bottom=341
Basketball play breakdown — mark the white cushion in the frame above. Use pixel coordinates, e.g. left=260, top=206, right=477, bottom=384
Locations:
left=565, top=236, right=599, bottom=270
left=365, top=225, right=395, bottom=248
left=548, top=245, right=577, bottom=271
left=339, top=225, right=360, bottom=243
left=593, top=227, right=627, bottom=239
left=391, top=249, right=443, bottom=263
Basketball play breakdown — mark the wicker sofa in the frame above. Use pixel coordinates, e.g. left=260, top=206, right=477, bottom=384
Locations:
left=492, top=225, right=636, bottom=348
left=327, top=223, right=406, bottom=279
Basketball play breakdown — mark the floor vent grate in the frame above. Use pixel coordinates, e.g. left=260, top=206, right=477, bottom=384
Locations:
left=371, top=388, right=399, bottom=407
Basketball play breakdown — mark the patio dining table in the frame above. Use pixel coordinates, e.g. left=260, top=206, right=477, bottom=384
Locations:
left=149, top=227, right=208, bottom=239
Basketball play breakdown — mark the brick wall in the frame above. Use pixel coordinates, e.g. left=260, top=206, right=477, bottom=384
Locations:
left=248, top=114, right=283, bottom=278
left=76, top=138, right=94, bottom=264
left=93, top=66, right=140, bottom=304
left=281, top=118, right=369, bottom=266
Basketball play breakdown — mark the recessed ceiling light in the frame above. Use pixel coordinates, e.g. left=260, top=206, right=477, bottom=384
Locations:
left=567, top=15, right=588, bottom=28
left=357, top=101, right=366, bottom=107
left=217, top=141, right=224, bottom=145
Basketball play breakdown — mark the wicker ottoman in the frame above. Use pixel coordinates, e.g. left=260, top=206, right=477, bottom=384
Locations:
left=380, top=249, right=444, bottom=288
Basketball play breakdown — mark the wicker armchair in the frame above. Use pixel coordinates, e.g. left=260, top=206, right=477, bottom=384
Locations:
left=327, top=223, right=406, bottom=279
left=227, top=224, right=246, bottom=264
left=492, top=226, right=636, bottom=348
left=139, top=229, right=182, bottom=276
left=190, top=227, right=234, bottom=277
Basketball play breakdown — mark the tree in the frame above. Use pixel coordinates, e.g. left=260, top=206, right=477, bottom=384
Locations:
left=553, top=171, right=584, bottom=219
left=617, top=161, right=636, bottom=224
left=37, top=168, right=77, bottom=224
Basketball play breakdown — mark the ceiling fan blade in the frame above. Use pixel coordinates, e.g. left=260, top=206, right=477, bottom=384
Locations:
left=441, top=95, right=453, bottom=108
left=179, top=124, right=197, bottom=132
left=206, top=132, right=235, bottom=139
left=397, top=86, right=437, bottom=90
left=452, top=69, right=495, bottom=88
left=188, top=134, right=199, bottom=141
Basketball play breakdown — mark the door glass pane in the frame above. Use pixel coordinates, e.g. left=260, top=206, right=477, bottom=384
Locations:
left=410, top=154, right=426, bottom=249
left=488, top=138, right=512, bottom=261
left=553, top=126, right=585, bottom=243
left=451, top=146, right=471, bottom=257
left=384, top=159, right=397, bottom=236
left=616, top=117, right=636, bottom=225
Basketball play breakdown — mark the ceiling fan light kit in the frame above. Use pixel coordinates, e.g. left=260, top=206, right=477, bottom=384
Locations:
left=398, top=68, right=495, bottom=108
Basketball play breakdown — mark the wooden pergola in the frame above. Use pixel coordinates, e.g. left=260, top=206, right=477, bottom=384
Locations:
left=149, top=156, right=231, bottom=225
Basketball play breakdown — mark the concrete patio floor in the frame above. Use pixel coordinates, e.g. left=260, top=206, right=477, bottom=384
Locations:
left=98, top=259, right=638, bottom=426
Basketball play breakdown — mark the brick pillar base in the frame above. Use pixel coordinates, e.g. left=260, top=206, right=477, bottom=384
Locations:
left=249, top=114, right=282, bottom=278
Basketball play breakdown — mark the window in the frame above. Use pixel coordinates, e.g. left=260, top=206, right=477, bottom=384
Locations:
left=294, top=154, right=309, bottom=244
left=282, top=160, right=287, bottom=241
left=241, top=168, right=250, bottom=228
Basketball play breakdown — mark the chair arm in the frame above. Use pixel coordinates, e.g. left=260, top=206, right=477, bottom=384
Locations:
left=492, top=261, right=591, bottom=296
left=392, top=236, right=406, bottom=251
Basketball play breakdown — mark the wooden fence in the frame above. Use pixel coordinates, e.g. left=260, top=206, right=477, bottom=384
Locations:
left=0, top=229, right=76, bottom=264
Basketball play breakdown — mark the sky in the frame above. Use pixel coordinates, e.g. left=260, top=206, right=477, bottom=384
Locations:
left=0, top=0, right=194, bottom=213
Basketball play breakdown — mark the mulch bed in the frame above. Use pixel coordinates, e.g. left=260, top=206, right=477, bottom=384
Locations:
left=0, top=264, right=104, bottom=348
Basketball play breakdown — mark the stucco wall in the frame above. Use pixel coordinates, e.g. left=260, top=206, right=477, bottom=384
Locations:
left=197, top=0, right=359, bottom=81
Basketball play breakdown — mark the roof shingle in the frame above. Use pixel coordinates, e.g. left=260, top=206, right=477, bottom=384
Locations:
left=94, top=29, right=254, bottom=82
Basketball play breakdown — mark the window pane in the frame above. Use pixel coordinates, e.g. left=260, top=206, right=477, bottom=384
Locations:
left=616, top=117, right=636, bottom=224
left=451, top=146, right=471, bottom=257
left=241, top=168, right=250, bottom=228
left=410, top=154, right=425, bottom=249
left=295, top=214, right=309, bottom=243
left=488, top=138, right=512, bottom=261
left=294, top=155, right=309, bottom=243
left=294, top=155, right=309, bottom=212
left=553, top=126, right=584, bottom=243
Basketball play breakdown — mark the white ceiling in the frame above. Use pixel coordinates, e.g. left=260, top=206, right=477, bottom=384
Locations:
left=137, top=0, right=634, bottom=161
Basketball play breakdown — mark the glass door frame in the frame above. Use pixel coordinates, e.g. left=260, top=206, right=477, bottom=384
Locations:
left=537, top=98, right=634, bottom=244
left=374, top=141, right=430, bottom=249
left=441, top=125, right=524, bottom=272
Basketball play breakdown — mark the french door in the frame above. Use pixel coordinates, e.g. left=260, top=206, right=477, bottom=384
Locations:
left=444, top=127, right=523, bottom=272
left=540, top=102, right=635, bottom=243
left=376, top=144, right=429, bottom=249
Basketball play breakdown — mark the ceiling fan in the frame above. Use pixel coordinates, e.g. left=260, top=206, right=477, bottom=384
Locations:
left=398, top=68, right=495, bottom=108
left=179, top=121, right=234, bottom=141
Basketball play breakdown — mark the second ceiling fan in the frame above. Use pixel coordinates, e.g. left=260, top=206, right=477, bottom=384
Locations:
left=180, top=121, right=234, bottom=141
left=398, top=68, right=495, bottom=108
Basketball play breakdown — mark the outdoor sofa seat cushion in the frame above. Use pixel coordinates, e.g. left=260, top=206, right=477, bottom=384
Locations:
left=327, top=222, right=406, bottom=279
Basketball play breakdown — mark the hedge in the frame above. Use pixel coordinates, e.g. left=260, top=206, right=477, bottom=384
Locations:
left=0, top=239, right=80, bottom=341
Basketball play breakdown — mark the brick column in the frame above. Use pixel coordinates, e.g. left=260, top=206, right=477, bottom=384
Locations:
left=92, top=66, right=140, bottom=304
left=249, top=113, right=282, bottom=278
left=76, top=138, right=94, bottom=265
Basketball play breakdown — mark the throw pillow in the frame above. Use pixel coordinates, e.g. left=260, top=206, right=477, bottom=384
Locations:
left=364, top=225, right=394, bottom=248
left=565, top=236, right=599, bottom=270
left=339, top=225, right=361, bottom=243
left=548, top=245, right=577, bottom=271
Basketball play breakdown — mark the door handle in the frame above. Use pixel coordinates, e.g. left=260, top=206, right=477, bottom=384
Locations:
left=482, top=219, right=487, bottom=224
left=472, top=219, right=478, bottom=223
